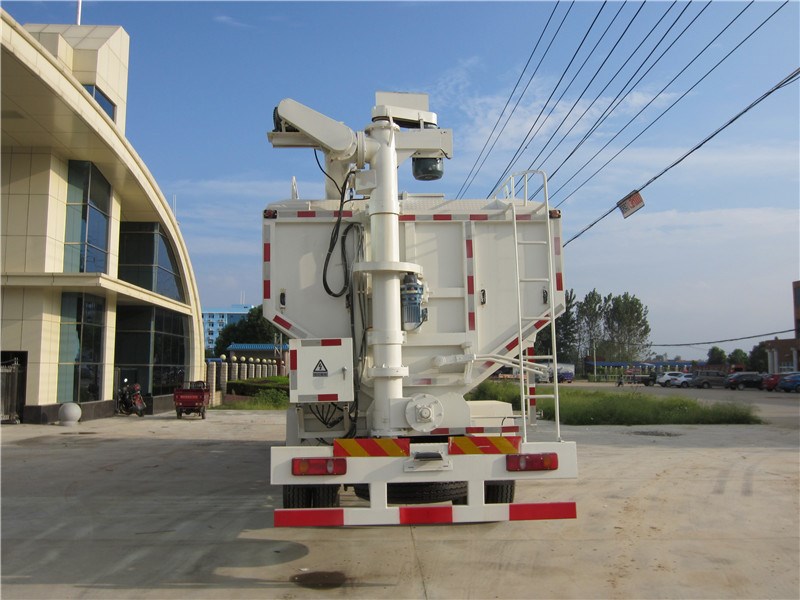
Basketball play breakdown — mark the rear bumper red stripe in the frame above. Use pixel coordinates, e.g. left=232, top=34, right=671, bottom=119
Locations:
left=399, top=506, right=453, bottom=524
left=274, top=508, right=344, bottom=527
left=509, top=502, right=576, bottom=521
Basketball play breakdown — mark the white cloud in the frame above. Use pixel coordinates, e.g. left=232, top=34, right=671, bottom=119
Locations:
left=565, top=206, right=799, bottom=359
left=213, top=15, right=252, bottom=29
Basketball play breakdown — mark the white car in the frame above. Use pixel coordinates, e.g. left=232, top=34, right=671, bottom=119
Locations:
left=668, top=373, right=694, bottom=388
left=656, top=371, right=684, bottom=387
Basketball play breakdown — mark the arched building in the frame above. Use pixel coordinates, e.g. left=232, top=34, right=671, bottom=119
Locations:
left=1, top=11, right=204, bottom=422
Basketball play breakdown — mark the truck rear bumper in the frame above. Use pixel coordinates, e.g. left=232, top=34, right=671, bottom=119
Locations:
left=270, top=439, right=577, bottom=526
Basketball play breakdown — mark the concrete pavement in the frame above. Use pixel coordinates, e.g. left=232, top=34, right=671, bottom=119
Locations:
left=1, top=399, right=798, bottom=599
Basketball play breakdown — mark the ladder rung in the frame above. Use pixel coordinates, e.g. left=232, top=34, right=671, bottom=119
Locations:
left=525, top=394, right=556, bottom=399
left=518, top=240, right=547, bottom=246
left=522, top=316, right=552, bottom=322
left=520, top=277, right=549, bottom=283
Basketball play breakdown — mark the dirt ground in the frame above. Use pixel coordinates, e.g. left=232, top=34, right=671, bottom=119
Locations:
left=1, top=386, right=798, bottom=599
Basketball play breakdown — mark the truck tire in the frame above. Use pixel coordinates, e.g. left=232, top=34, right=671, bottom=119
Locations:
left=283, top=485, right=340, bottom=508
left=485, top=481, right=515, bottom=504
left=311, top=485, right=340, bottom=508
left=353, top=481, right=468, bottom=504
left=702, top=382, right=710, bottom=389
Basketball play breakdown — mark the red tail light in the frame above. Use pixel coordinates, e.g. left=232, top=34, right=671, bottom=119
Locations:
left=506, top=453, right=559, bottom=471
left=292, top=457, right=347, bottom=476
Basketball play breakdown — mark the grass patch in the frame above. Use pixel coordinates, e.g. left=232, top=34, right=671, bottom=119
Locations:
left=213, top=376, right=290, bottom=410
left=470, top=381, right=762, bottom=426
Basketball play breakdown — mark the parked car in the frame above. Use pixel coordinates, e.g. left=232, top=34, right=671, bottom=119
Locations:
left=656, top=371, right=684, bottom=387
left=762, top=372, right=800, bottom=392
left=776, top=373, right=800, bottom=393
left=725, top=372, right=763, bottom=390
left=669, top=373, right=694, bottom=388
left=692, top=370, right=728, bottom=389
left=557, top=370, right=574, bottom=383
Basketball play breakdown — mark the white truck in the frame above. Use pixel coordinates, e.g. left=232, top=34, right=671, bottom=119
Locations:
left=264, top=92, right=577, bottom=526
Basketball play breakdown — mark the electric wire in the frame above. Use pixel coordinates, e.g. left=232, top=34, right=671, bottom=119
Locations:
left=521, top=0, right=698, bottom=199
left=651, top=329, right=794, bottom=347
left=548, top=0, right=714, bottom=188
left=457, top=2, right=573, bottom=199
left=563, top=65, right=800, bottom=246
left=454, top=2, right=560, bottom=200
left=552, top=1, right=782, bottom=209
left=489, top=1, right=603, bottom=195
left=516, top=0, right=652, bottom=193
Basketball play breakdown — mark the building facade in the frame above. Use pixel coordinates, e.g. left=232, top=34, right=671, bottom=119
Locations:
left=202, top=304, right=253, bottom=351
left=763, top=281, right=800, bottom=373
left=1, top=12, right=204, bottom=422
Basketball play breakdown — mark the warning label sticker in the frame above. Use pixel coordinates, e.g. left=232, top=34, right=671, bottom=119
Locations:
left=313, top=360, right=328, bottom=377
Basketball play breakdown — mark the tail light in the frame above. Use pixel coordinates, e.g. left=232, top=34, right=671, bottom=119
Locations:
left=506, top=452, right=559, bottom=472
left=292, top=457, right=347, bottom=476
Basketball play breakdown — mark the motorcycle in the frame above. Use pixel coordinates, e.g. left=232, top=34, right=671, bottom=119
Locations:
left=117, top=379, right=146, bottom=417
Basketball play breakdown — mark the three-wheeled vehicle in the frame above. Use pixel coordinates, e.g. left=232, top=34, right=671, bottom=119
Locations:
left=173, top=381, right=210, bottom=419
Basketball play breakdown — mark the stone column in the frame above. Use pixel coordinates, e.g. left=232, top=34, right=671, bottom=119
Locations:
left=248, top=359, right=255, bottom=379
left=230, top=361, right=239, bottom=382
left=220, top=362, right=228, bottom=396
left=206, top=361, right=217, bottom=407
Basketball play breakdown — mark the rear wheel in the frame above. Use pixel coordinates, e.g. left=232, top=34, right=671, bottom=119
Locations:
left=485, top=481, right=516, bottom=504
left=283, top=485, right=340, bottom=508
left=681, top=382, right=688, bottom=388
left=353, top=481, right=468, bottom=504
left=737, top=383, right=745, bottom=390
left=702, top=382, right=710, bottom=389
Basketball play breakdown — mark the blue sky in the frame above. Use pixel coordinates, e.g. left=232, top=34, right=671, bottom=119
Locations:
left=6, top=1, right=799, bottom=360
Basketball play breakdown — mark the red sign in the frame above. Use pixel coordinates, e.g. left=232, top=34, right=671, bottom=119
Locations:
left=617, top=190, right=644, bottom=219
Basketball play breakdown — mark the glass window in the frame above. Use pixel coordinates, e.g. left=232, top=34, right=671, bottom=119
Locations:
left=64, top=161, right=110, bottom=274
left=87, top=206, right=108, bottom=250
left=83, top=84, right=116, bottom=121
left=57, top=293, right=105, bottom=404
left=118, top=224, right=184, bottom=301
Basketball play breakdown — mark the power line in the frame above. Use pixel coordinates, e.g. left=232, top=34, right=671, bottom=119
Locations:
left=524, top=0, right=702, bottom=200
left=651, top=330, right=794, bottom=347
left=454, top=2, right=559, bottom=200
left=457, top=2, right=571, bottom=199
left=563, top=64, right=799, bottom=246
left=488, top=1, right=604, bottom=195
left=554, top=0, right=763, bottom=208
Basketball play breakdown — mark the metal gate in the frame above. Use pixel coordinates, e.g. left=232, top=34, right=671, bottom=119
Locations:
left=1, top=359, right=23, bottom=423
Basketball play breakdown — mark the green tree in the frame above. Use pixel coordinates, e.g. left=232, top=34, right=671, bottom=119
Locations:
left=602, top=292, right=651, bottom=361
left=213, top=307, right=281, bottom=356
left=728, top=348, right=748, bottom=368
left=576, top=289, right=608, bottom=362
left=748, top=343, right=768, bottom=372
left=707, top=346, right=727, bottom=366
left=534, top=288, right=579, bottom=365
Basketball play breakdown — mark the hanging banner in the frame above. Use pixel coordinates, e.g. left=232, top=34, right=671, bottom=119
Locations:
left=616, top=190, right=645, bottom=219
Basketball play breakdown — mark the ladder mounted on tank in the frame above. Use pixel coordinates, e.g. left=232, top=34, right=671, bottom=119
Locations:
left=494, top=170, right=563, bottom=442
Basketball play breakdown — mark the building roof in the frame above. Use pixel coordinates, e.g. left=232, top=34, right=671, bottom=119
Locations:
left=226, top=343, right=289, bottom=352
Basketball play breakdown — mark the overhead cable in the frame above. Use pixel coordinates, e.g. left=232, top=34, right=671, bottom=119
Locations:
left=488, top=1, right=605, bottom=195
left=454, top=2, right=559, bottom=200
left=563, top=65, right=800, bottom=247
left=524, top=0, right=700, bottom=199
left=651, top=329, right=794, bottom=347
left=554, top=0, right=768, bottom=208
left=458, top=2, right=574, bottom=199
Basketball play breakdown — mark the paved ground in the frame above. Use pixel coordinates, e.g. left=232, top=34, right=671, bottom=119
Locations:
left=1, top=386, right=798, bottom=599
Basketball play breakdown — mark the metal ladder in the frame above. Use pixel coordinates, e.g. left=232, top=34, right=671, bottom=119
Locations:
left=495, top=170, right=562, bottom=442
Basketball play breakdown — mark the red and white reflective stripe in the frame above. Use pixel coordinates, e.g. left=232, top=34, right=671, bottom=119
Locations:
left=555, top=272, right=563, bottom=291
left=293, top=210, right=354, bottom=219
left=430, top=426, right=519, bottom=435
left=263, top=227, right=272, bottom=300
left=465, top=224, right=476, bottom=331
left=397, top=213, right=511, bottom=222
left=273, top=314, right=292, bottom=331
left=297, top=394, right=339, bottom=402
left=297, top=339, right=342, bottom=347
left=273, top=501, right=577, bottom=527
